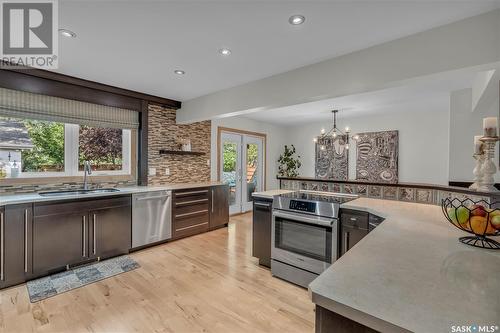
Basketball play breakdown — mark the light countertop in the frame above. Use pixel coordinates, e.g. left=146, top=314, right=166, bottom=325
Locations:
left=0, top=182, right=225, bottom=206
left=309, top=197, right=500, bottom=333
left=252, top=189, right=295, bottom=199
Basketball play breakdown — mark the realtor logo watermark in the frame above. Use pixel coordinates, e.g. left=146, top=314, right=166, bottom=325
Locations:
left=0, top=0, right=58, bottom=69
left=451, top=325, right=499, bottom=333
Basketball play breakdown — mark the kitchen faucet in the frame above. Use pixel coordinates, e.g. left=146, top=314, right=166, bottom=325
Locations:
left=83, top=161, right=92, bottom=190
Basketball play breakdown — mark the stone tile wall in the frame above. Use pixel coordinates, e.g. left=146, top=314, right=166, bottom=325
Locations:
left=147, top=104, right=211, bottom=185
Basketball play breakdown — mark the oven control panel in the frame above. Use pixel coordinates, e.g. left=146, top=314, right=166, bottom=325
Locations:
left=289, top=200, right=317, bottom=213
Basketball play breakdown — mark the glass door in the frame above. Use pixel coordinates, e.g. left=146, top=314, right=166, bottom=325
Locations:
left=220, top=132, right=242, bottom=215
left=242, top=136, right=264, bottom=212
left=219, top=130, right=265, bottom=214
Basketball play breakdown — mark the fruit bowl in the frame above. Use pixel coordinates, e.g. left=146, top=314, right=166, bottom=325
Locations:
left=442, top=198, right=500, bottom=249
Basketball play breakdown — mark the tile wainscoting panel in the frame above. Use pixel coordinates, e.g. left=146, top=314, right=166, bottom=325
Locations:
left=280, top=179, right=496, bottom=206
left=147, top=104, right=211, bottom=185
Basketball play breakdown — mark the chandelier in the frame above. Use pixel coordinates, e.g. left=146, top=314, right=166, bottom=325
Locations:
left=313, top=110, right=359, bottom=154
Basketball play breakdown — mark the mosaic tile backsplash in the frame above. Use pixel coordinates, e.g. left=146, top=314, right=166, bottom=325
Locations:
left=279, top=179, right=498, bottom=206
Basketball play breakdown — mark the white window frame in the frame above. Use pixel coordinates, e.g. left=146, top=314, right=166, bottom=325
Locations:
left=16, top=123, right=132, bottom=178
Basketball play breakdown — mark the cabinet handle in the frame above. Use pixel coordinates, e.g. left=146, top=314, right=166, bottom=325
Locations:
left=82, top=216, right=86, bottom=257
left=1, top=212, right=4, bottom=281
left=344, top=231, right=349, bottom=254
left=175, top=190, right=208, bottom=197
left=24, top=209, right=28, bottom=273
left=349, top=217, right=357, bottom=221
left=211, top=189, right=214, bottom=213
left=254, top=202, right=271, bottom=208
left=93, top=214, right=97, bottom=255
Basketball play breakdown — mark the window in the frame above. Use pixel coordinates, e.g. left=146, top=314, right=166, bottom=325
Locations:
left=0, top=116, right=133, bottom=179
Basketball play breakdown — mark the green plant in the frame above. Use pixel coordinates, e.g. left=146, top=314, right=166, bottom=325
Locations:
left=277, top=145, right=301, bottom=177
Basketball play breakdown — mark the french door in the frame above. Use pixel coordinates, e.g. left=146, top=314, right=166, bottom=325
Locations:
left=220, top=131, right=264, bottom=215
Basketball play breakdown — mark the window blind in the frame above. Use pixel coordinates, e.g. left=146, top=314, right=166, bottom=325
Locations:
left=0, top=87, right=139, bottom=129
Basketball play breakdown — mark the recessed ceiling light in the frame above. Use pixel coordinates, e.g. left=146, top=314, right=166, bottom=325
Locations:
left=289, top=14, right=305, bottom=25
left=174, top=69, right=185, bottom=75
left=59, top=28, right=77, bottom=38
left=219, top=48, right=232, bottom=56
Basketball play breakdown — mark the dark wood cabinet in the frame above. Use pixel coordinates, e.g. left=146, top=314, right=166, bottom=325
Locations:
left=209, top=185, right=229, bottom=230
left=252, top=197, right=273, bottom=267
left=33, top=210, right=88, bottom=275
left=172, top=188, right=210, bottom=239
left=32, top=196, right=132, bottom=276
left=339, top=209, right=384, bottom=257
left=0, top=204, right=32, bottom=288
left=89, top=196, right=131, bottom=260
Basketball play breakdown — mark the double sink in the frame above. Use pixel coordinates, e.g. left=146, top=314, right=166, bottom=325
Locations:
left=39, top=188, right=120, bottom=197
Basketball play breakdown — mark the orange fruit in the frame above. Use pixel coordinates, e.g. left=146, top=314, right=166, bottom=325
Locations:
left=470, top=216, right=491, bottom=234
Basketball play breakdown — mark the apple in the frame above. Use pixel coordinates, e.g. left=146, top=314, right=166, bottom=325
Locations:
left=470, top=204, right=487, bottom=217
left=456, top=206, right=470, bottom=226
left=490, top=215, right=500, bottom=231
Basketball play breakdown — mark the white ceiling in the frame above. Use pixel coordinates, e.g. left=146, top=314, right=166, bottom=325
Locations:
left=242, top=67, right=492, bottom=125
left=54, top=0, right=500, bottom=101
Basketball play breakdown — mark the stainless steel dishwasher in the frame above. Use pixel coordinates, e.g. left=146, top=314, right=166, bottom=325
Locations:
left=132, top=190, right=172, bottom=248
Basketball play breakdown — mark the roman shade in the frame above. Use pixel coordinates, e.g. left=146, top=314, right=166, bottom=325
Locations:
left=0, top=87, right=139, bottom=129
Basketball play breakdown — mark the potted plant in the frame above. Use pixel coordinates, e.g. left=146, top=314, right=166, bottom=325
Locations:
left=278, top=145, right=301, bottom=177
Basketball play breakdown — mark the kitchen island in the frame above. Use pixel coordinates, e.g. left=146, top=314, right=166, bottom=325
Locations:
left=309, top=198, right=500, bottom=333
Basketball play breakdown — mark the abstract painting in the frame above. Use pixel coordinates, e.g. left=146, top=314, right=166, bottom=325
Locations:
left=356, top=130, right=398, bottom=183
left=315, top=136, right=348, bottom=180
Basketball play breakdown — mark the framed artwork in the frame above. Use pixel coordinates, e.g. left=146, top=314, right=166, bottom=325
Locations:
left=315, top=135, right=348, bottom=180
left=356, top=130, right=399, bottom=183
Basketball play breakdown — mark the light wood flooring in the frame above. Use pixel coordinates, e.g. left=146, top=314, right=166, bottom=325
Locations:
left=0, top=213, right=315, bottom=333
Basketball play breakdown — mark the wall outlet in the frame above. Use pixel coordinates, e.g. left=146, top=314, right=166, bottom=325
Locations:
left=148, top=167, right=156, bottom=176
left=165, top=168, right=170, bottom=176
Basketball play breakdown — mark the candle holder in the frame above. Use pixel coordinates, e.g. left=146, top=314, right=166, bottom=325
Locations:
left=469, top=153, right=485, bottom=190
left=478, top=136, right=499, bottom=192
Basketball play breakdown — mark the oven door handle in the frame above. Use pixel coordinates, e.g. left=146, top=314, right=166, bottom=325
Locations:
left=273, top=210, right=335, bottom=227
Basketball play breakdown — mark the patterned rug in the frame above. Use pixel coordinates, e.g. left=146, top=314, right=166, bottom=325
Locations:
left=26, top=255, right=140, bottom=303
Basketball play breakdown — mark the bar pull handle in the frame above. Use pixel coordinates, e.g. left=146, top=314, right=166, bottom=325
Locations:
left=24, top=209, right=28, bottom=273
left=349, top=217, right=357, bottom=221
left=0, top=212, right=4, bottom=281
left=93, top=214, right=97, bottom=255
left=254, top=202, right=271, bottom=208
left=211, top=189, right=214, bottom=213
left=344, top=231, right=349, bottom=254
left=82, top=216, right=86, bottom=257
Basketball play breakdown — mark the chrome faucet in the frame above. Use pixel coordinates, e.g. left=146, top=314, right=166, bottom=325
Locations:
left=83, top=161, right=92, bottom=190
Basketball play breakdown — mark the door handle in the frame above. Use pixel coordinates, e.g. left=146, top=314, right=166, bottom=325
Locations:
left=82, top=216, right=86, bottom=257
left=24, top=209, right=28, bottom=273
left=93, top=214, right=97, bottom=255
left=344, top=231, right=349, bottom=254
left=211, top=189, right=214, bottom=213
left=0, top=212, right=4, bottom=281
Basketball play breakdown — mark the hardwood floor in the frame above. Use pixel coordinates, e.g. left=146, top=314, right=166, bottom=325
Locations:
left=0, top=213, right=314, bottom=333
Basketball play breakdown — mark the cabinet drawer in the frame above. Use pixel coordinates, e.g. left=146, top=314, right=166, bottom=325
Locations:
left=341, top=209, right=369, bottom=229
left=175, top=202, right=209, bottom=216
left=174, top=188, right=209, bottom=203
left=173, top=212, right=209, bottom=238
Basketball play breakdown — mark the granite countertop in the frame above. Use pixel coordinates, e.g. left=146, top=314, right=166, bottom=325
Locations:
left=0, top=182, right=225, bottom=206
left=309, top=197, right=500, bottom=333
left=251, top=189, right=295, bottom=199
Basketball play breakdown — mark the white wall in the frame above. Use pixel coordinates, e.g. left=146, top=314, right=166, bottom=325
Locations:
left=210, top=117, right=288, bottom=190
left=285, top=103, right=450, bottom=185
left=179, top=9, right=500, bottom=123
left=449, top=88, right=500, bottom=182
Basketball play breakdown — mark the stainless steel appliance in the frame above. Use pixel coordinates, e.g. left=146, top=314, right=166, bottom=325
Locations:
left=132, top=190, right=172, bottom=248
left=271, top=191, right=356, bottom=288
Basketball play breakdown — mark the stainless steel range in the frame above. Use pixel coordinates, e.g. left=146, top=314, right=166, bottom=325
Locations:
left=271, top=191, right=357, bottom=288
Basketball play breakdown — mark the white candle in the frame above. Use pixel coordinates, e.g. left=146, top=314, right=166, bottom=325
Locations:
left=483, top=117, right=498, bottom=137
left=474, top=135, right=483, bottom=154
